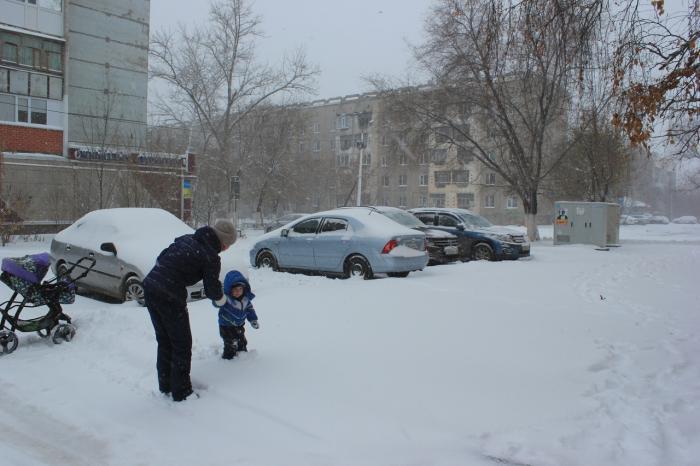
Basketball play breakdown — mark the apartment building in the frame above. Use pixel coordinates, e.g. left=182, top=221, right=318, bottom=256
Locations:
left=0, top=1, right=194, bottom=226
left=291, top=91, right=544, bottom=224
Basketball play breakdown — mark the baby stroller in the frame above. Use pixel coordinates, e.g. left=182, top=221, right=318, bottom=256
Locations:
left=0, top=253, right=95, bottom=355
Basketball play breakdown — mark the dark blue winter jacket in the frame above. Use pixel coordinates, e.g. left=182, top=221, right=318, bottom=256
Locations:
left=218, top=270, right=258, bottom=327
left=144, top=226, right=225, bottom=304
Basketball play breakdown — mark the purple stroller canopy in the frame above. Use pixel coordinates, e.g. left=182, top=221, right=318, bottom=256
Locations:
left=1, top=253, right=51, bottom=284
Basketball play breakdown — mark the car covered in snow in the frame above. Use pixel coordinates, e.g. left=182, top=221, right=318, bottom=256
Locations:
left=409, top=207, right=530, bottom=261
left=50, top=208, right=206, bottom=305
left=671, top=215, right=698, bottom=224
left=357, top=206, right=463, bottom=265
left=249, top=207, right=429, bottom=279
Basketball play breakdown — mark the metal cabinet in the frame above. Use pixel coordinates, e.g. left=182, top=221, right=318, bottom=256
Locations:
left=553, top=202, right=620, bottom=247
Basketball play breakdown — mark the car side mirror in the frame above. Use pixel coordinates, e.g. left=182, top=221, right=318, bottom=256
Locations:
left=456, top=224, right=465, bottom=230
left=281, top=229, right=289, bottom=238
left=100, top=242, right=117, bottom=255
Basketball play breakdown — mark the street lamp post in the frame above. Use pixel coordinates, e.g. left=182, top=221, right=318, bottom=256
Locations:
left=356, top=141, right=365, bottom=206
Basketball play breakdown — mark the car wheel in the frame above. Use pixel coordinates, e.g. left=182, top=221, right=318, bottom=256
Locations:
left=387, top=271, right=410, bottom=278
left=344, top=255, right=373, bottom=279
left=472, top=243, right=495, bottom=261
left=124, top=276, right=146, bottom=306
left=256, top=251, right=278, bottom=271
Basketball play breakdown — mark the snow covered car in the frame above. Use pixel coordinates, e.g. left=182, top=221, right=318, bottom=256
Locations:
left=49, top=208, right=206, bottom=305
left=671, top=215, right=698, bottom=224
left=409, top=207, right=530, bottom=261
left=249, top=207, right=429, bottom=279
left=360, top=206, right=463, bottom=264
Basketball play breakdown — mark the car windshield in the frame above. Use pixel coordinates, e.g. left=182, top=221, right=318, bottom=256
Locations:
left=456, top=212, right=492, bottom=228
left=378, top=209, right=426, bottom=229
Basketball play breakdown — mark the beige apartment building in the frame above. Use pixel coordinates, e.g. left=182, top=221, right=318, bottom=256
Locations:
left=291, top=91, right=550, bottom=225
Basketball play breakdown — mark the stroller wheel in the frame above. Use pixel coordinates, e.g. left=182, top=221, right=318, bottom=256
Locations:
left=51, top=323, right=77, bottom=344
left=0, top=330, right=19, bottom=354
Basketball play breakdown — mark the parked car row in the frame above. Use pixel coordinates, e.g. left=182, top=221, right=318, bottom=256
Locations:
left=250, top=206, right=530, bottom=279
left=47, top=206, right=532, bottom=306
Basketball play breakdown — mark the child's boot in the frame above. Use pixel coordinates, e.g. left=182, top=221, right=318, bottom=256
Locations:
left=222, top=340, right=238, bottom=360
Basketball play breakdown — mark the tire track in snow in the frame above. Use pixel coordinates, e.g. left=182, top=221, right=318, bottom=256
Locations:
left=0, top=386, right=111, bottom=466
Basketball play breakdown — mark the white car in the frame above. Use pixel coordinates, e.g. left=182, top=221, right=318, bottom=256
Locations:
left=50, top=208, right=205, bottom=305
left=671, top=216, right=698, bottom=224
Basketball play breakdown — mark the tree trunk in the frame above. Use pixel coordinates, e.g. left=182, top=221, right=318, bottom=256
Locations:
left=523, top=190, right=541, bottom=241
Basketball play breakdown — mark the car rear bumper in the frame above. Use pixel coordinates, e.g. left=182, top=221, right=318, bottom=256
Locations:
left=372, top=253, right=429, bottom=273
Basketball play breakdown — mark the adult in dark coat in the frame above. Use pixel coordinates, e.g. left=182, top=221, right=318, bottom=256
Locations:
left=144, top=218, right=236, bottom=401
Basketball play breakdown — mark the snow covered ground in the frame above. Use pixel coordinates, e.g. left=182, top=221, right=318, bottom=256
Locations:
left=1, top=224, right=698, bottom=466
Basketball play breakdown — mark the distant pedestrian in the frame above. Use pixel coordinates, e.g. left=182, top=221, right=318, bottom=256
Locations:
left=144, top=218, right=236, bottom=401
left=217, top=270, right=259, bottom=359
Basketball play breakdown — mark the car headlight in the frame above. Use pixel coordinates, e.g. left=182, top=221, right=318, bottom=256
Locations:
left=485, top=233, right=511, bottom=242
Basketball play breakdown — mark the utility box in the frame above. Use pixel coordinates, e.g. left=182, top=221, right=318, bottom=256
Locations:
left=553, top=201, right=620, bottom=247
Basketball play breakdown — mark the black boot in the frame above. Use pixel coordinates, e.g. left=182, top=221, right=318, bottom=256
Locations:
left=222, top=340, right=238, bottom=360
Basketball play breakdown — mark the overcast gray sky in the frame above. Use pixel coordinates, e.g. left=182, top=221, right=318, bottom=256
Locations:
left=149, top=0, right=431, bottom=100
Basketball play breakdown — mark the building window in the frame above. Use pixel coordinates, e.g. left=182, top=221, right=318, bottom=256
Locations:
left=30, top=73, right=47, bottom=97
left=336, top=114, right=349, bottom=130
left=399, top=153, right=407, bottom=165
left=0, top=94, right=14, bottom=121
left=362, top=152, right=371, bottom=166
left=431, top=149, right=447, bottom=164
left=30, top=97, right=46, bottom=124
left=48, top=76, right=62, bottom=100
left=381, top=156, right=388, bottom=167
left=419, top=195, right=428, bottom=207
left=457, top=192, right=475, bottom=209
left=312, top=193, right=321, bottom=208
left=47, top=51, right=62, bottom=71
left=0, top=95, right=49, bottom=125
left=430, top=194, right=446, bottom=208
left=38, top=0, right=62, bottom=11
left=330, top=137, right=336, bottom=151
left=298, top=142, right=305, bottom=153
left=337, top=153, right=350, bottom=167
left=382, top=175, right=390, bottom=187
left=17, top=97, right=28, bottom=122
left=0, top=69, right=8, bottom=93
left=485, top=172, right=496, bottom=185
left=484, top=193, right=495, bottom=208
left=419, top=174, right=428, bottom=186
left=452, top=170, right=469, bottom=184
left=9, top=70, right=29, bottom=94
left=419, top=152, right=428, bottom=165
left=398, top=174, right=407, bottom=186
left=312, top=140, right=321, bottom=152
left=2, top=43, right=18, bottom=63
left=434, top=171, right=451, bottom=186
left=312, top=122, right=320, bottom=133
left=506, top=196, right=518, bottom=209
left=398, top=195, right=407, bottom=208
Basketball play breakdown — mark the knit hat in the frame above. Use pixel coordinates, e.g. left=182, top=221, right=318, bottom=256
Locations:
left=212, top=218, right=237, bottom=249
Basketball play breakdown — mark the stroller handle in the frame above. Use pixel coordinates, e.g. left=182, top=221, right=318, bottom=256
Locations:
left=64, top=256, right=96, bottom=281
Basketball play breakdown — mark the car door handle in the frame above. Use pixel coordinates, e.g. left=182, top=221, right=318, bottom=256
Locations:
left=89, top=252, right=94, bottom=256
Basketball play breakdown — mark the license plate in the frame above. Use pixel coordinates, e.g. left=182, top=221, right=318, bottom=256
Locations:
left=521, top=244, right=530, bottom=252
left=444, top=246, right=459, bottom=255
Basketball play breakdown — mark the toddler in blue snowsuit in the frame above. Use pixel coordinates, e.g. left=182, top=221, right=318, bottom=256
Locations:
left=218, top=270, right=259, bottom=359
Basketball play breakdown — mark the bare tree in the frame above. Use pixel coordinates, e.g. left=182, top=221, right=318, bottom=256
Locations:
left=149, top=0, right=318, bottom=217
left=612, top=0, right=700, bottom=157
left=547, top=112, right=630, bottom=202
left=373, top=0, right=607, bottom=240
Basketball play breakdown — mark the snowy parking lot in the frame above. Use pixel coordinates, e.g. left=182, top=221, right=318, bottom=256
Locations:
left=1, top=224, right=698, bottom=466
